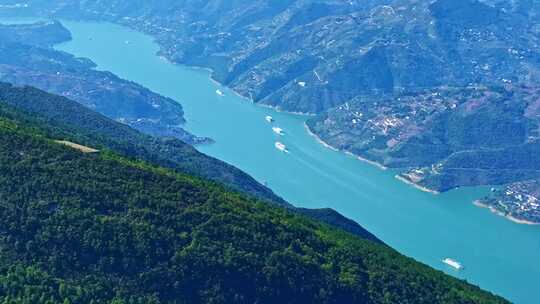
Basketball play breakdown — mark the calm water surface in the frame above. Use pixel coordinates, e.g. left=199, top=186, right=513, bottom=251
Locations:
left=3, top=17, right=536, bottom=303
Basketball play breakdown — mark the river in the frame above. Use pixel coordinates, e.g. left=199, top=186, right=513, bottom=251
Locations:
left=3, top=18, right=538, bottom=303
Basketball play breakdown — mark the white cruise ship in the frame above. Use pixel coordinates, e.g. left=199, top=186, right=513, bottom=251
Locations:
left=272, top=127, right=284, bottom=135
left=266, top=115, right=274, bottom=123
left=443, top=258, right=463, bottom=270
left=275, top=142, right=288, bottom=153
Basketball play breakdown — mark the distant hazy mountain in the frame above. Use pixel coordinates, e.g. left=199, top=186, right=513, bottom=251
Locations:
left=2, top=0, right=540, bottom=221
left=0, top=20, right=204, bottom=144
left=9, top=0, right=538, bottom=112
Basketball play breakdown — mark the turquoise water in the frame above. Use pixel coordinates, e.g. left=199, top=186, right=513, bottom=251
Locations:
left=3, top=17, right=537, bottom=303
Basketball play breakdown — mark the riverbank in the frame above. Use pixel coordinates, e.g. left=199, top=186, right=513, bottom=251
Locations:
left=160, top=54, right=316, bottom=117
left=473, top=200, right=540, bottom=225
left=395, top=175, right=440, bottom=195
left=51, top=20, right=540, bottom=304
left=304, top=122, right=339, bottom=152
left=80, top=18, right=393, bottom=172
left=304, top=122, right=389, bottom=170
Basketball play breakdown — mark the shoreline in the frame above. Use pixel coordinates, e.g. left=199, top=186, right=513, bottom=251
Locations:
left=303, top=122, right=389, bottom=170
left=258, top=102, right=316, bottom=117
left=395, top=175, right=440, bottom=195
left=65, top=18, right=540, bottom=230
left=346, top=151, right=388, bottom=171
left=473, top=200, right=540, bottom=225
left=164, top=41, right=540, bottom=227
left=304, top=123, right=339, bottom=152
left=84, top=18, right=427, bottom=184
left=164, top=57, right=316, bottom=117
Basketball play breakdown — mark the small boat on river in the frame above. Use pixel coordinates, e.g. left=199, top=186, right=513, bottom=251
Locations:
left=272, top=127, right=284, bottom=135
left=443, top=258, right=463, bottom=270
left=275, top=142, right=288, bottom=153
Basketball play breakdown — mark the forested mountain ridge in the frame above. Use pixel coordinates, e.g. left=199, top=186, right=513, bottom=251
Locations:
left=0, top=89, right=509, bottom=303
left=0, top=19, right=70, bottom=46
left=306, top=83, right=540, bottom=223
left=0, top=20, right=204, bottom=144
left=0, top=82, right=281, bottom=203
left=0, top=82, right=382, bottom=242
left=307, top=85, right=540, bottom=187
left=9, top=0, right=538, bottom=113
left=5, top=0, right=538, bottom=223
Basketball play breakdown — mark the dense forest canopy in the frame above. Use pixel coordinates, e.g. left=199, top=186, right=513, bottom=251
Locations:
left=0, top=85, right=509, bottom=303
left=0, top=82, right=382, bottom=241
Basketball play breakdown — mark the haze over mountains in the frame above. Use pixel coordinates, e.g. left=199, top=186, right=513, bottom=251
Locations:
left=3, top=0, right=540, bottom=223
left=0, top=20, right=203, bottom=144
left=0, top=0, right=536, bottom=302
left=13, top=0, right=538, bottom=112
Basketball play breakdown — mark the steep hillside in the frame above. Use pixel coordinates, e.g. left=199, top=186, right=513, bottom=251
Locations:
left=0, top=100, right=509, bottom=304
left=0, top=82, right=281, bottom=202
left=5, top=0, right=540, bottom=223
left=0, top=20, right=203, bottom=144
left=308, top=85, right=540, bottom=186
left=0, top=82, right=381, bottom=242
left=8, top=0, right=538, bottom=113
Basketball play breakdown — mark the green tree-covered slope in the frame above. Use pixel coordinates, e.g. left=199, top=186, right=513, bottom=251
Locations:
left=0, top=21, right=202, bottom=144
left=0, top=82, right=381, bottom=242
left=8, top=0, right=540, bottom=220
left=0, top=82, right=281, bottom=205
left=0, top=98, right=508, bottom=304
